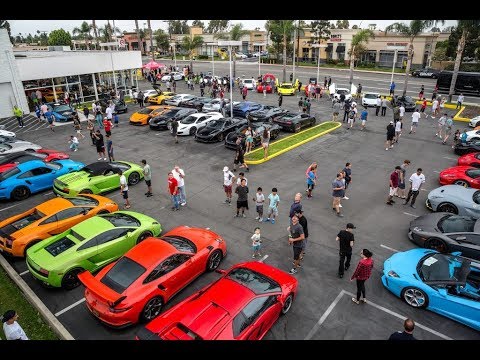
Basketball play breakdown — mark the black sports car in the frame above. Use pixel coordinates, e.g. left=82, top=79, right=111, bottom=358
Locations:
left=247, top=105, right=288, bottom=123
left=455, top=140, right=480, bottom=156
left=97, top=98, right=128, bottom=114
left=224, top=122, right=281, bottom=150
left=149, top=108, right=197, bottom=130
left=411, top=67, right=440, bottom=79
left=181, top=97, right=215, bottom=111
left=392, top=95, right=417, bottom=112
left=408, top=212, right=480, bottom=261
left=231, top=101, right=264, bottom=118
left=273, top=113, right=316, bottom=132
left=195, top=118, right=246, bottom=143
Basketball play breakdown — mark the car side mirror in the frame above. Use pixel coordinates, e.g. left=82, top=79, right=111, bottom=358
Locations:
left=82, top=209, right=89, bottom=215
left=215, top=269, right=227, bottom=275
left=437, top=288, right=448, bottom=297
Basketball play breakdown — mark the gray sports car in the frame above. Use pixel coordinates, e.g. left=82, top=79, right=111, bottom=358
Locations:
left=0, top=141, right=42, bottom=154
left=426, top=185, right=480, bottom=217
left=408, top=212, right=480, bottom=261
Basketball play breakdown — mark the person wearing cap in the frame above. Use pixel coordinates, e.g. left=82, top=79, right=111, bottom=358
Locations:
left=386, top=121, right=396, bottom=151
left=350, top=249, right=374, bottom=304
left=336, top=223, right=355, bottom=278
left=2, top=310, right=29, bottom=340
left=223, top=166, right=236, bottom=205
left=172, top=165, right=186, bottom=206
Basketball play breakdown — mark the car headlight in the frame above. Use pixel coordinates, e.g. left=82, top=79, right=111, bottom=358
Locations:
left=413, top=227, right=422, bottom=232
left=387, top=270, right=400, bottom=278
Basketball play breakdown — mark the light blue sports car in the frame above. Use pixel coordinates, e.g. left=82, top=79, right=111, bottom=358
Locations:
left=382, top=248, right=480, bottom=331
left=427, top=185, right=480, bottom=217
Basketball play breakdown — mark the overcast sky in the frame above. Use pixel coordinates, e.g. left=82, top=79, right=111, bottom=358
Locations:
left=8, top=20, right=457, bottom=36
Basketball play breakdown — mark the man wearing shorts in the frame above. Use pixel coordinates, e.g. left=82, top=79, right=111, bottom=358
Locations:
left=409, top=109, right=420, bottom=134
left=141, top=159, right=152, bottom=197
left=360, top=108, right=368, bottom=130
left=386, top=166, right=401, bottom=205
left=234, top=178, right=249, bottom=217
left=223, top=166, right=235, bottom=205
left=119, top=169, right=130, bottom=209
left=288, top=215, right=305, bottom=274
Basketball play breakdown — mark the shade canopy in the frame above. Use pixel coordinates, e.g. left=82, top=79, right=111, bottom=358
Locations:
left=142, top=61, right=165, bottom=70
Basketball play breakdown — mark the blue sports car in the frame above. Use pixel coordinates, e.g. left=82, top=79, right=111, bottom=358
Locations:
left=0, top=159, right=84, bottom=201
left=46, top=103, right=76, bottom=122
left=231, top=101, right=264, bottom=118
left=382, top=248, right=480, bottom=331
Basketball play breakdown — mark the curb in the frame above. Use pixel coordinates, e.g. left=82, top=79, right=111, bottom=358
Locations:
left=245, top=121, right=341, bottom=165
left=0, top=255, right=74, bottom=340
left=453, top=106, right=469, bottom=122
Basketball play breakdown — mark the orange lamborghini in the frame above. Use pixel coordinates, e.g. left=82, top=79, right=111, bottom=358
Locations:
left=129, top=106, right=164, bottom=126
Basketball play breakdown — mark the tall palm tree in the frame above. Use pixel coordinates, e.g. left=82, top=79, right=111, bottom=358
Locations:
left=215, top=23, right=249, bottom=78
left=147, top=20, right=154, bottom=61
left=135, top=20, right=144, bottom=54
left=92, top=20, right=99, bottom=49
left=266, top=20, right=295, bottom=82
left=73, top=21, right=92, bottom=49
left=385, top=20, right=444, bottom=96
left=448, top=20, right=480, bottom=103
left=293, top=21, right=306, bottom=81
left=348, top=29, right=375, bottom=86
left=181, top=35, right=204, bottom=72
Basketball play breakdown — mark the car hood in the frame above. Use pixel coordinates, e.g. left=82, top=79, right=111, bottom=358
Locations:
left=384, top=249, right=435, bottom=276
left=197, top=127, right=220, bottom=136
left=428, top=185, right=475, bottom=203
left=409, top=212, right=450, bottom=233
left=225, top=132, right=240, bottom=143
left=56, top=169, right=91, bottom=185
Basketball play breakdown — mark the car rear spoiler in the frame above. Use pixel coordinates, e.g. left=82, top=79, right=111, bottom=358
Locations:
left=78, top=271, right=124, bottom=305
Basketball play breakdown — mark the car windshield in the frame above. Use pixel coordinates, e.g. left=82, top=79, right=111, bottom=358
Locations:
left=100, top=213, right=140, bottom=227
left=206, top=120, right=223, bottom=129
left=466, top=169, right=480, bottom=179
left=53, top=105, right=71, bottom=112
left=181, top=115, right=199, bottom=124
left=244, top=80, right=253, bottom=84
left=10, top=208, right=46, bottom=230
left=67, top=196, right=99, bottom=206
left=337, top=90, right=349, bottom=95
left=226, top=267, right=281, bottom=294
left=137, top=108, right=155, bottom=115
left=44, top=235, right=77, bottom=256
left=33, top=152, right=47, bottom=159
left=101, top=257, right=146, bottom=293
left=281, top=84, right=292, bottom=89
left=159, top=236, right=197, bottom=253
left=418, top=253, right=471, bottom=283
left=364, top=94, right=377, bottom=99
left=437, top=215, right=476, bottom=233
left=0, top=167, right=20, bottom=181
left=0, top=144, right=12, bottom=152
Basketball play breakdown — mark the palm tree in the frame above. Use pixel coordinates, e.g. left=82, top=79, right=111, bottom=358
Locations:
left=147, top=20, right=154, bottom=61
left=448, top=20, right=480, bottom=103
left=293, top=21, right=306, bottom=81
left=215, top=23, right=249, bottom=78
left=348, top=29, right=375, bottom=86
left=181, top=35, right=204, bottom=72
left=385, top=20, right=444, bottom=97
left=135, top=20, right=144, bottom=54
left=92, top=20, right=99, bottom=49
left=266, top=20, right=295, bottom=82
left=73, top=21, right=92, bottom=49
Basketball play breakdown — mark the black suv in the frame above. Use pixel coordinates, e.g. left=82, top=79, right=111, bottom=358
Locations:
left=411, top=67, right=440, bottom=79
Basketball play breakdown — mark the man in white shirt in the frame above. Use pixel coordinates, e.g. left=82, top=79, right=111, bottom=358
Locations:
left=436, top=113, right=448, bottom=138
left=431, top=98, right=439, bottom=118
left=457, top=93, right=464, bottom=109
left=105, top=103, right=113, bottom=121
left=399, top=105, right=405, bottom=120
left=172, top=165, right=186, bottom=206
left=404, top=168, right=425, bottom=209
left=236, top=172, right=248, bottom=186
left=375, top=96, right=382, bottom=116
left=119, top=169, right=130, bottom=209
left=223, top=166, right=236, bottom=205
left=409, top=109, right=421, bottom=134
left=2, top=310, right=28, bottom=340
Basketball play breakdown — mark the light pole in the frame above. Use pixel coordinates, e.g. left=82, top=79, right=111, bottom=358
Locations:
left=312, top=43, right=328, bottom=85
left=387, top=45, right=406, bottom=88
left=292, top=20, right=298, bottom=82
left=218, top=41, right=242, bottom=117
left=207, top=42, right=217, bottom=76
left=170, top=42, right=177, bottom=69
left=253, top=42, right=266, bottom=78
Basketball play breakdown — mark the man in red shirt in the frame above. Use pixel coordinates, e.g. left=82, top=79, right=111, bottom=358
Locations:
left=168, top=172, right=180, bottom=211
left=387, top=166, right=401, bottom=205
left=103, top=118, right=113, bottom=136
left=242, top=86, right=248, bottom=100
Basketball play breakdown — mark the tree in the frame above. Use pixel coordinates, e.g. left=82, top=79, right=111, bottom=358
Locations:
left=36, top=30, right=48, bottom=46
left=267, top=20, right=295, bottom=82
left=73, top=21, right=92, bottom=49
left=336, top=20, right=350, bottom=29
left=448, top=20, right=480, bottom=102
left=48, top=29, right=72, bottom=47
left=310, top=20, right=331, bottom=44
left=154, top=29, right=170, bottom=52
left=445, top=23, right=480, bottom=61
left=215, top=23, right=249, bottom=78
left=98, top=24, right=121, bottom=43
left=352, top=25, right=358, bottom=29
left=430, top=26, right=441, bottom=33
left=181, top=35, right=204, bottom=72
left=206, top=20, right=230, bottom=33
left=92, top=20, right=99, bottom=49
left=0, top=20, right=13, bottom=44
left=385, top=20, right=444, bottom=96
left=134, top=20, right=144, bottom=54
left=147, top=20, right=154, bottom=60
left=191, top=20, right=205, bottom=29
left=348, top=29, right=375, bottom=85
left=167, top=20, right=189, bottom=35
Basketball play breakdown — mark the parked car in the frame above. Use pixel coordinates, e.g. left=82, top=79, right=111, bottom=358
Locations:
left=455, top=140, right=480, bottom=156
left=0, top=141, right=42, bottom=154
left=0, top=130, right=16, bottom=139
left=461, top=129, right=480, bottom=143
left=331, top=88, right=352, bottom=102
left=411, top=67, right=440, bottom=79
left=247, top=105, right=288, bottom=123
left=361, top=93, right=380, bottom=107
left=392, top=95, right=417, bottom=112
left=426, top=185, right=480, bottom=216
left=176, top=112, right=224, bottom=136
left=45, top=103, right=76, bottom=122
left=202, top=99, right=237, bottom=113
left=137, top=261, right=298, bottom=340
left=195, top=118, right=246, bottom=143
left=181, top=97, right=215, bottom=111
left=148, top=91, right=176, bottom=105
left=273, top=113, right=316, bottom=132
left=132, top=89, right=160, bottom=101
left=382, top=249, right=480, bottom=331
left=0, top=149, right=69, bottom=173
left=458, top=152, right=480, bottom=168
left=439, top=166, right=480, bottom=188
left=225, top=122, right=281, bottom=150
left=232, top=102, right=263, bottom=118
left=98, top=99, right=128, bottom=114
left=0, top=194, right=118, bottom=257
left=235, top=52, right=247, bottom=59
left=469, top=116, right=480, bottom=128
left=160, top=72, right=184, bottom=82
left=164, top=94, right=197, bottom=107
left=129, top=106, right=165, bottom=126
left=79, top=226, right=226, bottom=327
left=276, top=82, right=297, bottom=96
left=26, top=211, right=162, bottom=289
left=242, top=79, right=256, bottom=90
left=149, top=108, right=196, bottom=131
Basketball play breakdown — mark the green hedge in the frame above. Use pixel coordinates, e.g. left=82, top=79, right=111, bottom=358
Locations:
left=444, top=63, right=480, bottom=72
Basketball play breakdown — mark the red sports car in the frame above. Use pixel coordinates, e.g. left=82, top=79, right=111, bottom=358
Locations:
left=78, top=226, right=227, bottom=328
left=439, top=166, right=480, bottom=188
left=458, top=152, right=480, bottom=168
left=137, top=261, right=298, bottom=340
left=0, top=149, right=69, bottom=173
left=256, top=73, right=276, bottom=94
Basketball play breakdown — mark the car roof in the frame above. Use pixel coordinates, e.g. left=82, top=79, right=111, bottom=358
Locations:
left=83, top=162, right=114, bottom=176
left=125, top=238, right=178, bottom=269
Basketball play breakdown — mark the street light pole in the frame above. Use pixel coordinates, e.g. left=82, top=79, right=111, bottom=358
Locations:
left=292, top=20, right=297, bottom=82
left=391, top=49, right=398, bottom=86
left=218, top=41, right=242, bottom=117
left=170, top=42, right=177, bottom=69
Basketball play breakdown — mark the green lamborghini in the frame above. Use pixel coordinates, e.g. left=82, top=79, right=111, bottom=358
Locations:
left=26, top=211, right=161, bottom=289
left=53, top=161, right=144, bottom=197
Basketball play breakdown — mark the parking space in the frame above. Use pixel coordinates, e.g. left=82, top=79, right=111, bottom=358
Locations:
left=1, top=66, right=479, bottom=340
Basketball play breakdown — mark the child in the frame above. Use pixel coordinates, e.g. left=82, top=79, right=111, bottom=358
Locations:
left=34, top=104, right=42, bottom=122
left=73, top=113, right=85, bottom=139
left=265, top=187, right=280, bottom=224
left=306, top=166, right=317, bottom=198
left=69, top=135, right=79, bottom=152
left=452, top=129, right=461, bottom=149
left=253, top=187, right=265, bottom=222
left=251, top=227, right=262, bottom=258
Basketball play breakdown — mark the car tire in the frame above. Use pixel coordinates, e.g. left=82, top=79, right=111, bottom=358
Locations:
left=425, top=237, right=448, bottom=253
left=61, top=268, right=84, bottom=290
left=437, top=203, right=458, bottom=214
left=218, top=133, right=224, bottom=142
left=11, top=186, right=30, bottom=201
left=294, top=124, right=301, bottom=133
left=189, top=127, right=197, bottom=136
left=281, top=293, right=294, bottom=315
left=128, top=172, right=140, bottom=185
left=271, top=130, right=279, bottom=140
left=141, top=296, right=164, bottom=322
left=401, top=287, right=429, bottom=308
left=79, top=189, right=93, bottom=194
left=136, top=231, right=153, bottom=245
left=453, top=180, right=469, bottom=187
left=206, top=250, right=223, bottom=272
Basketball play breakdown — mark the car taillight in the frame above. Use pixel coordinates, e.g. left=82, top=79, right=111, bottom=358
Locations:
left=108, top=296, right=128, bottom=313
left=63, top=187, right=69, bottom=193
left=39, top=268, right=49, bottom=276
left=109, top=306, right=132, bottom=313
left=215, top=238, right=224, bottom=243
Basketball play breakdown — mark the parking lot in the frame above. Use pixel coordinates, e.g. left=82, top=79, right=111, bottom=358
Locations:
left=1, top=71, right=479, bottom=340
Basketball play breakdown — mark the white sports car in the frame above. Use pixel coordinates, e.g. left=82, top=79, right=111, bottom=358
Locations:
left=176, top=112, right=224, bottom=136
left=0, top=141, right=42, bottom=154
left=0, top=129, right=16, bottom=139
left=463, top=129, right=480, bottom=142
left=132, top=89, right=159, bottom=101
left=161, top=72, right=184, bottom=82
left=362, top=92, right=380, bottom=107
left=242, top=79, right=257, bottom=90
left=469, top=116, right=480, bottom=128
left=202, top=99, right=239, bottom=113
left=164, top=94, right=197, bottom=107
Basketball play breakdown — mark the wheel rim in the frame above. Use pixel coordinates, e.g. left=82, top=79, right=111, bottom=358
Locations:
left=14, top=187, right=28, bottom=199
left=454, top=180, right=469, bottom=188
left=295, top=124, right=301, bottom=132
left=218, top=134, right=224, bottom=141
left=426, top=238, right=447, bottom=253
left=63, top=270, right=81, bottom=289
left=439, top=204, right=456, bottom=214
left=208, top=251, right=222, bottom=270
left=137, top=231, right=152, bottom=244
left=282, top=295, right=293, bottom=314
left=403, top=288, right=426, bottom=307
left=144, top=298, right=163, bottom=320
left=129, top=172, right=140, bottom=185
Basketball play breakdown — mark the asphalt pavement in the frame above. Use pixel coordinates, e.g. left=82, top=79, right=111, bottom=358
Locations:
left=1, top=78, right=479, bottom=340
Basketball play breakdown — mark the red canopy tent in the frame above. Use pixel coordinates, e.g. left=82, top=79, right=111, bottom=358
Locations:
left=142, top=61, right=165, bottom=71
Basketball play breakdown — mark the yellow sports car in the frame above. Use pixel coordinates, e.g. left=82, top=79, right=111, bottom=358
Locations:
left=129, top=106, right=163, bottom=125
left=276, top=79, right=299, bottom=96
left=148, top=91, right=176, bottom=104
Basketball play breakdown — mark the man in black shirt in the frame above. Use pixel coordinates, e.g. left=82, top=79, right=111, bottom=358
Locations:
left=296, top=210, right=308, bottom=261
left=336, top=223, right=355, bottom=278
left=388, top=319, right=417, bottom=340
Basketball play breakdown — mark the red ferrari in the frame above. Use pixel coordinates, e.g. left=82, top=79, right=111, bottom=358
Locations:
left=0, top=149, right=69, bottom=173
left=137, top=261, right=298, bottom=340
left=256, top=73, right=276, bottom=94
left=78, top=226, right=227, bottom=328
left=439, top=166, right=480, bottom=188
left=458, top=152, right=480, bottom=168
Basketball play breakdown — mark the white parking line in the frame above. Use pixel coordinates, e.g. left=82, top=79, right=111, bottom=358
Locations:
left=19, top=270, right=30, bottom=276
left=304, top=290, right=346, bottom=340
left=420, top=188, right=429, bottom=192
left=380, top=244, right=399, bottom=253
left=403, top=212, right=417, bottom=217
left=43, top=192, right=53, bottom=196
left=433, top=170, right=440, bottom=173
left=55, top=298, right=86, bottom=317
left=258, top=254, right=268, bottom=263
left=443, top=156, right=457, bottom=160
left=0, top=204, right=20, bottom=212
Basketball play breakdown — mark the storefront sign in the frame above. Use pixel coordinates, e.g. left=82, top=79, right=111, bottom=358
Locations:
left=330, top=34, right=342, bottom=42
left=386, top=42, right=408, bottom=47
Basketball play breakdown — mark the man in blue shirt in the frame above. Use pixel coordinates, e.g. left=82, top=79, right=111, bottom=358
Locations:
left=360, top=109, right=368, bottom=130
left=332, top=174, right=345, bottom=217
left=389, top=81, right=396, bottom=96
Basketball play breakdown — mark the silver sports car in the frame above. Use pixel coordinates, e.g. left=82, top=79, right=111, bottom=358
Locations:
left=426, top=185, right=480, bottom=217
left=0, top=141, right=42, bottom=154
